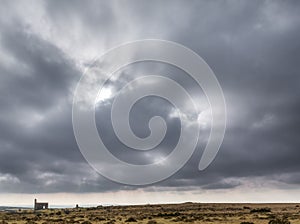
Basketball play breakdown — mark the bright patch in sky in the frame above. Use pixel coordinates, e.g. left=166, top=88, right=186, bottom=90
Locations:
left=96, top=87, right=113, bottom=103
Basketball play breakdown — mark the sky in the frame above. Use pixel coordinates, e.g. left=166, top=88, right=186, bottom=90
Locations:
left=0, top=0, right=300, bottom=206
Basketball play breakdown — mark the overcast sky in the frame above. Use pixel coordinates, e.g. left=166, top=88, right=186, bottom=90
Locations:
left=0, top=0, right=300, bottom=206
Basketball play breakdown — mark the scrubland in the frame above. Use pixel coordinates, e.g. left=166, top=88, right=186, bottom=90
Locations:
left=0, top=203, right=299, bottom=224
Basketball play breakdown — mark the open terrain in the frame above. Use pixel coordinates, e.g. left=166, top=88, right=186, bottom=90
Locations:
left=0, top=203, right=299, bottom=224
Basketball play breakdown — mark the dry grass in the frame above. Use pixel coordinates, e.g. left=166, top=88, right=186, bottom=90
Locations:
left=0, top=203, right=300, bottom=224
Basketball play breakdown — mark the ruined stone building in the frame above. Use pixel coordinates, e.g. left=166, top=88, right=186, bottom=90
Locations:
left=34, top=199, right=48, bottom=210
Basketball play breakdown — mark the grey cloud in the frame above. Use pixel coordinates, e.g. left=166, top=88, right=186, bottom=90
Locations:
left=0, top=0, right=299, bottom=194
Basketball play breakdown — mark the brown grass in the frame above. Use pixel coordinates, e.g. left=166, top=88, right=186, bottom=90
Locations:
left=0, top=203, right=299, bottom=224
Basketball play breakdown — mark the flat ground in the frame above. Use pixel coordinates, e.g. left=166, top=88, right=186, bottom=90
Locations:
left=0, top=203, right=299, bottom=224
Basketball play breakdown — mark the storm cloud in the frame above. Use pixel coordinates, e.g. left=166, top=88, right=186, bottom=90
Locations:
left=0, top=0, right=300, bottom=196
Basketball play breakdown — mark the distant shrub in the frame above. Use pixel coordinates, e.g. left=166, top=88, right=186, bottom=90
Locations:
left=250, top=207, right=271, bottom=213
left=147, top=221, right=157, bottom=224
left=51, top=218, right=64, bottom=222
left=268, top=218, right=290, bottom=224
left=240, top=222, right=254, bottom=224
left=105, top=221, right=115, bottom=224
left=125, top=217, right=137, bottom=222
left=87, top=207, right=97, bottom=211
left=56, top=211, right=62, bottom=215
left=243, top=206, right=251, bottom=209
left=156, top=212, right=181, bottom=217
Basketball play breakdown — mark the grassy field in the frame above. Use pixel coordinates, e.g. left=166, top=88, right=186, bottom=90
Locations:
left=0, top=203, right=299, bottom=224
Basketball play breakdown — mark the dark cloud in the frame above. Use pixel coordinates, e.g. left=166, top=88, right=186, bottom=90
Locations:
left=0, top=0, right=299, bottom=194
